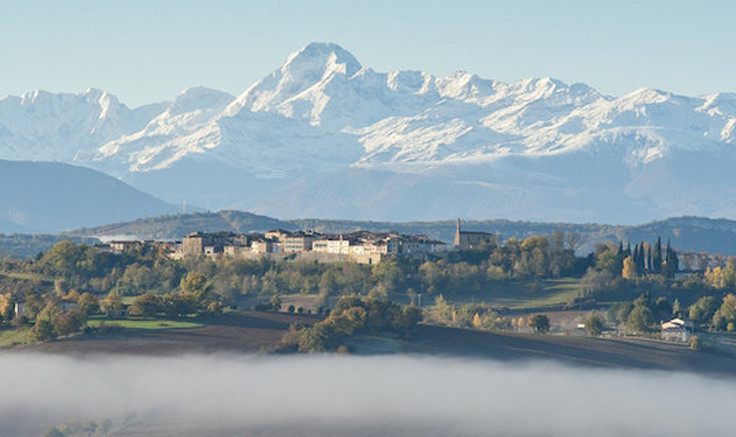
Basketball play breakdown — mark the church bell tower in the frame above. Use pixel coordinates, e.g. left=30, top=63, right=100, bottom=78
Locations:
left=454, top=218, right=461, bottom=248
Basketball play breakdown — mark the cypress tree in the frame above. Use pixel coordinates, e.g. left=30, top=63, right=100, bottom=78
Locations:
left=652, top=236, right=662, bottom=274
left=635, top=243, right=646, bottom=276
left=632, top=244, right=639, bottom=275
left=665, top=239, right=678, bottom=278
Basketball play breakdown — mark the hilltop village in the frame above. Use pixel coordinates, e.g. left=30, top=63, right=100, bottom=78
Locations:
left=101, top=221, right=495, bottom=265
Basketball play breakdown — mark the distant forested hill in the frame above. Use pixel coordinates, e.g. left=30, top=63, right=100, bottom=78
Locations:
left=67, top=210, right=298, bottom=241
left=63, top=211, right=736, bottom=256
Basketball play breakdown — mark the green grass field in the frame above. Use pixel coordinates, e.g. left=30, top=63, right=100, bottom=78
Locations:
left=449, top=278, right=586, bottom=309
left=0, top=270, right=57, bottom=283
left=0, top=326, right=33, bottom=347
left=87, top=317, right=204, bottom=330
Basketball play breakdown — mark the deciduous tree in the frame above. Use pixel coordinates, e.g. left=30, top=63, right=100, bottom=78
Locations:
left=529, top=315, right=550, bottom=333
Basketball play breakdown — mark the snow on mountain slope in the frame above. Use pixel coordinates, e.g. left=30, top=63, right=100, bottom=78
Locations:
left=2, top=42, right=736, bottom=223
left=95, top=87, right=234, bottom=173
left=0, top=89, right=166, bottom=163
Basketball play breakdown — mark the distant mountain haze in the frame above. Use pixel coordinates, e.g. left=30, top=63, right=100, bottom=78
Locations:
left=0, top=160, right=175, bottom=233
left=2, top=42, right=736, bottom=223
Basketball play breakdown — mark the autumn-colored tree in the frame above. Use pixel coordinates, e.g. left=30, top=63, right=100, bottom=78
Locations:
left=65, top=289, right=81, bottom=302
left=32, top=318, right=57, bottom=342
left=622, top=255, right=637, bottom=280
left=704, top=266, right=726, bottom=289
left=54, top=310, right=86, bottom=336
left=713, top=294, right=736, bottom=331
left=77, top=292, right=100, bottom=315
left=0, top=294, right=14, bottom=323
left=427, top=294, right=453, bottom=324
left=103, top=293, right=125, bottom=317
left=180, top=271, right=212, bottom=299
left=129, top=293, right=162, bottom=317
left=472, top=313, right=482, bottom=329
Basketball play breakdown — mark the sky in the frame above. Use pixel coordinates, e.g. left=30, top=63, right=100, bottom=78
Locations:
left=1, top=0, right=734, bottom=107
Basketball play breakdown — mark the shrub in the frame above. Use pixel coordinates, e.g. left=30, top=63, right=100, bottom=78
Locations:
left=689, top=335, right=701, bottom=350
left=32, top=318, right=57, bottom=342
left=53, top=310, right=86, bottom=336
left=529, top=315, right=550, bottom=333
left=584, top=312, right=605, bottom=336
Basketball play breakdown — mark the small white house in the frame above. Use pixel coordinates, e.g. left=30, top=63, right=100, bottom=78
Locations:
left=661, top=318, right=694, bottom=342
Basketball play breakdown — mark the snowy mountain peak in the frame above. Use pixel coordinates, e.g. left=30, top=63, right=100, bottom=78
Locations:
left=622, top=87, right=674, bottom=104
left=281, top=42, right=362, bottom=79
left=4, top=42, right=736, bottom=224
left=224, top=42, right=364, bottom=121
left=386, top=70, right=435, bottom=94
left=81, top=87, right=107, bottom=98
left=698, top=92, right=736, bottom=117
left=169, top=87, right=234, bottom=115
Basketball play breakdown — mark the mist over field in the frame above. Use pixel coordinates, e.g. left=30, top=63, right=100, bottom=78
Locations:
left=1, top=353, right=733, bottom=436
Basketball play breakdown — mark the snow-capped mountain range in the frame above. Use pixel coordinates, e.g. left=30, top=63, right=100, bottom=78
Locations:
left=2, top=42, right=736, bottom=223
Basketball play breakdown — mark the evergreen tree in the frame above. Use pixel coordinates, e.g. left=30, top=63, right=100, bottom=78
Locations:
left=672, top=298, right=682, bottom=317
left=652, top=236, right=662, bottom=274
left=664, top=239, right=678, bottom=279
left=634, top=243, right=646, bottom=276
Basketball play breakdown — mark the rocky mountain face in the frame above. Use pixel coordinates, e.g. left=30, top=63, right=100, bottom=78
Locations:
left=2, top=42, right=735, bottom=223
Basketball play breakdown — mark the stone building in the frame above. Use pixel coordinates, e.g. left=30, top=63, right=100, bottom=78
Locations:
left=454, top=219, right=495, bottom=250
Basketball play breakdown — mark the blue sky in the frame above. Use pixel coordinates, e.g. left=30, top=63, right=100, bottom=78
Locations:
left=2, top=0, right=734, bottom=106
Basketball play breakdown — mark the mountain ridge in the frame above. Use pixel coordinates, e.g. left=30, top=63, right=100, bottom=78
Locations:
left=0, top=159, right=177, bottom=233
left=2, top=42, right=736, bottom=223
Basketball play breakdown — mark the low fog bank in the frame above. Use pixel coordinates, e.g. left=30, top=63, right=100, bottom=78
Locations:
left=0, top=353, right=733, bottom=436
